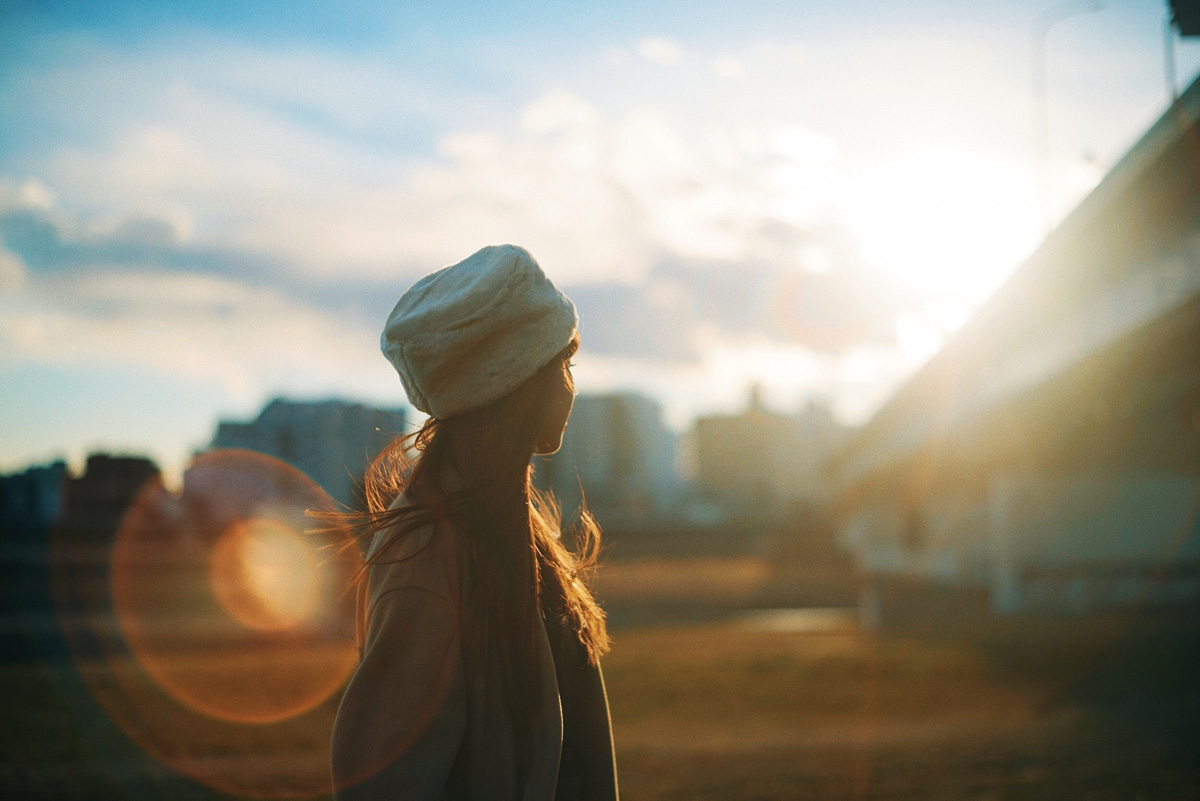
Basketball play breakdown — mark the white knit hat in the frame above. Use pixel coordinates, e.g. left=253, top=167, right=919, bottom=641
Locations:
left=381, top=244, right=578, bottom=419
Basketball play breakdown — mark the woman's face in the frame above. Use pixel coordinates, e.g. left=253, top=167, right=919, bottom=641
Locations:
left=534, top=357, right=575, bottom=455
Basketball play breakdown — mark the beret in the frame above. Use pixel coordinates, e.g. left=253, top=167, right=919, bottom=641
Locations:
left=381, top=244, right=578, bottom=419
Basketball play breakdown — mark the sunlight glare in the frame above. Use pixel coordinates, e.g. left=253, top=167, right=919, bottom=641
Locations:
left=845, top=148, right=1037, bottom=302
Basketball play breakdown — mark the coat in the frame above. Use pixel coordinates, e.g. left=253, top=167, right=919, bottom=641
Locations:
left=331, top=504, right=619, bottom=801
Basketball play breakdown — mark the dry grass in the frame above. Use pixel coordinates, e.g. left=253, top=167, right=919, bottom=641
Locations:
left=606, top=623, right=1029, bottom=732
left=601, top=614, right=1200, bottom=800
left=4, top=595, right=1198, bottom=800
left=594, top=557, right=771, bottom=603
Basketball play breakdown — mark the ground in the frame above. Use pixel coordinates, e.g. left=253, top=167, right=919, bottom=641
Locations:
left=604, top=614, right=1200, bottom=800
left=2, top=557, right=1198, bottom=799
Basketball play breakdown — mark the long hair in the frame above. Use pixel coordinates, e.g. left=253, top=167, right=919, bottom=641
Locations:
left=338, top=335, right=608, bottom=727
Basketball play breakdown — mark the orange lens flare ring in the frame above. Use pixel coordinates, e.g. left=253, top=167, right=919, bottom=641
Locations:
left=56, top=450, right=362, bottom=798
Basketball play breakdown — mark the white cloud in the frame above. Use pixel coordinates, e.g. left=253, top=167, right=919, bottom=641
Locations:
left=637, top=36, right=684, bottom=66
left=1, top=269, right=391, bottom=406
left=712, top=56, right=745, bottom=80
left=19, top=179, right=55, bottom=210
left=4, top=26, right=1113, bottom=458
left=0, top=245, right=27, bottom=291
left=24, top=32, right=1054, bottom=298
left=520, top=90, right=601, bottom=135
left=40, top=67, right=867, bottom=287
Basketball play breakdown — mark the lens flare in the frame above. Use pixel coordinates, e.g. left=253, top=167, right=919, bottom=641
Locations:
left=53, top=449, right=362, bottom=798
left=211, top=516, right=321, bottom=632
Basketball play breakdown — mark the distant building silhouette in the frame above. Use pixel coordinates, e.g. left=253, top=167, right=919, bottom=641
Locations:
left=834, top=76, right=1200, bottom=622
left=1, top=455, right=161, bottom=655
left=0, top=460, right=68, bottom=543
left=1, top=454, right=161, bottom=549
left=1, top=460, right=70, bottom=622
left=535, top=392, right=678, bottom=528
left=211, top=398, right=407, bottom=507
left=692, top=386, right=847, bottom=520
left=57, top=455, right=161, bottom=544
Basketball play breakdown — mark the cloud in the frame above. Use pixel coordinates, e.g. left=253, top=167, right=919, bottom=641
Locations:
left=0, top=31, right=941, bottom=429
left=595, top=250, right=908, bottom=358
left=12, top=34, right=1039, bottom=305
left=0, top=163, right=915, bottom=453
left=1, top=266, right=389, bottom=407
left=1, top=8, right=1191, bottom=476
left=0, top=245, right=27, bottom=290
left=0, top=186, right=393, bottom=404
left=712, top=56, right=745, bottom=80
left=2, top=33, right=1008, bottom=443
left=0, top=185, right=906, bottom=383
left=0, top=203, right=290, bottom=289
left=36, top=75, right=867, bottom=292
left=569, top=280, right=699, bottom=362
left=17, top=179, right=55, bottom=210
left=636, top=37, right=684, bottom=66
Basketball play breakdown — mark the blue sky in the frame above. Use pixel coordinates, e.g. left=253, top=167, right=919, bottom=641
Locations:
left=2, top=0, right=1198, bottom=479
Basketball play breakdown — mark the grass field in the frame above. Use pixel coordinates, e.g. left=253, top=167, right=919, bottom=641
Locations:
left=603, top=614, right=1200, bottom=800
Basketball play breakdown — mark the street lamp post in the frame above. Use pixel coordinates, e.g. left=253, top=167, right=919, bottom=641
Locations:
left=1032, top=0, right=1106, bottom=235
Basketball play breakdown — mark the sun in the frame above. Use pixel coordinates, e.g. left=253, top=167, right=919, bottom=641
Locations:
left=844, top=147, right=1038, bottom=303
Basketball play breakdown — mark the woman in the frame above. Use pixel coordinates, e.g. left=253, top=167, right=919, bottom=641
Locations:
left=331, top=244, right=618, bottom=801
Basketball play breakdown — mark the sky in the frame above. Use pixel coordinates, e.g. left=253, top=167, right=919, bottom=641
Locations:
left=2, top=0, right=1198, bottom=481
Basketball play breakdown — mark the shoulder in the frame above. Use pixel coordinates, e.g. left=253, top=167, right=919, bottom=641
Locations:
left=365, top=494, right=464, bottom=610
